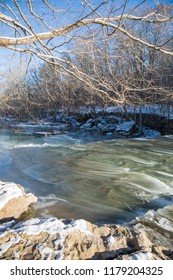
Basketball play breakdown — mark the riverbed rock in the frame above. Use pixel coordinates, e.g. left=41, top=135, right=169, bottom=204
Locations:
left=0, top=181, right=37, bottom=220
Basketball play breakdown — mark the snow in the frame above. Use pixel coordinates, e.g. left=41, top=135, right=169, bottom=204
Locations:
left=104, top=106, right=122, bottom=114
left=13, top=217, right=91, bottom=237
left=130, top=252, right=154, bottom=260
left=13, top=251, right=20, bottom=259
left=37, top=244, right=55, bottom=260
left=105, top=123, right=117, bottom=131
left=78, top=103, right=173, bottom=120
left=79, top=104, right=173, bottom=120
left=141, top=127, right=160, bottom=137
left=107, top=115, right=120, bottom=122
left=129, top=104, right=173, bottom=120
left=80, top=119, right=93, bottom=129
left=70, top=119, right=80, bottom=127
left=0, top=182, right=24, bottom=209
left=106, top=236, right=115, bottom=247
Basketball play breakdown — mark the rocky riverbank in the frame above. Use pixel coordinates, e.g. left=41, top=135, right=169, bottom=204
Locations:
left=1, top=104, right=173, bottom=139
left=1, top=106, right=168, bottom=138
left=0, top=181, right=172, bottom=260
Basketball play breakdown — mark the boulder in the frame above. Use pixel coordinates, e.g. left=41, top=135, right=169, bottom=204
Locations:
left=115, top=120, right=136, bottom=135
left=0, top=181, right=37, bottom=220
left=80, top=119, right=94, bottom=129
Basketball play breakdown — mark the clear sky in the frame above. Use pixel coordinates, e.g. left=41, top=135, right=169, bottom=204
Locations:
left=0, top=0, right=172, bottom=83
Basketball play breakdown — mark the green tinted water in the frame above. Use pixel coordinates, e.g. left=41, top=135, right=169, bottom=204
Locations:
left=0, top=129, right=173, bottom=225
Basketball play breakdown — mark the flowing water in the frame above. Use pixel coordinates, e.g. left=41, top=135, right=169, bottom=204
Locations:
left=0, top=128, right=173, bottom=230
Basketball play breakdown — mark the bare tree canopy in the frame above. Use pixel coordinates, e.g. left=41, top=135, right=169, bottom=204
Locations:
left=0, top=0, right=172, bottom=54
left=0, top=0, right=173, bottom=109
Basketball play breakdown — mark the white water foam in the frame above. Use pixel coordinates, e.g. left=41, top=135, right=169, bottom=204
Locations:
left=125, top=173, right=173, bottom=195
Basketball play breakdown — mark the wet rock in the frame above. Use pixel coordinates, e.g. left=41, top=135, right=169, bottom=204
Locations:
left=0, top=181, right=37, bottom=220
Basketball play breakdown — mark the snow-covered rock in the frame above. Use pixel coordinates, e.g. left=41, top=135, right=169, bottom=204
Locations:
left=0, top=215, right=171, bottom=260
left=0, top=181, right=172, bottom=260
left=80, top=119, right=94, bottom=129
left=106, top=115, right=120, bottom=122
left=142, top=127, right=161, bottom=137
left=0, top=181, right=37, bottom=220
left=115, top=120, right=136, bottom=135
left=69, top=119, right=81, bottom=127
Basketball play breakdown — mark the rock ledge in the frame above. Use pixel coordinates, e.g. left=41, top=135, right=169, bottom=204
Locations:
left=0, top=181, right=37, bottom=220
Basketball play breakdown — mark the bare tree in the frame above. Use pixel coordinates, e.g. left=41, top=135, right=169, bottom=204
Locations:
left=0, top=0, right=172, bottom=109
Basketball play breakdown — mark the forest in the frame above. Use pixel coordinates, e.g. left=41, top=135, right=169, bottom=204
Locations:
left=0, top=0, right=172, bottom=125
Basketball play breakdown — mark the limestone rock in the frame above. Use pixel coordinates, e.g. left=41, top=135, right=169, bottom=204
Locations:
left=0, top=181, right=37, bottom=220
left=152, top=246, right=173, bottom=260
left=1, top=216, right=169, bottom=260
left=130, top=232, right=153, bottom=252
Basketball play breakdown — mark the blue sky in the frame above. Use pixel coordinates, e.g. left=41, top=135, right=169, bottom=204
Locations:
left=0, top=0, right=172, bottom=79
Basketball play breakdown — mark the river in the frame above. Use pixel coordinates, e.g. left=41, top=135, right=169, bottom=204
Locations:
left=0, top=127, right=173, bottom=228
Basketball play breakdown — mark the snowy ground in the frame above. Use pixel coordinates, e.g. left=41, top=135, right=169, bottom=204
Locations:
left=78, top=104, right=173, bottom=119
